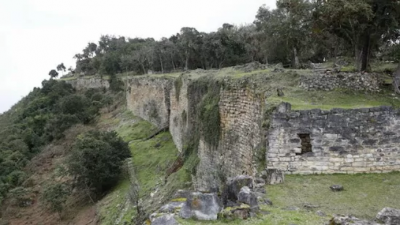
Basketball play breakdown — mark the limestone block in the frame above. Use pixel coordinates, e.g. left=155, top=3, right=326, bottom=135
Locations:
left=179, top=192, right=222, bottom=220
left=265, top=169, right=284, bottom=185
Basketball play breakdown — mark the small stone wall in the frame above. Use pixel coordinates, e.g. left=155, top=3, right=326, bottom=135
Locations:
left=267, top=103, right=400, bottom=174
left=65, top=77, right=110, bottom=90
left=300, top=73, right=380, bottom=92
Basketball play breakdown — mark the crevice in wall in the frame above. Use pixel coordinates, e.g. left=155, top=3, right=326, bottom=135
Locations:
left=297, top=133, right=312, bottom=155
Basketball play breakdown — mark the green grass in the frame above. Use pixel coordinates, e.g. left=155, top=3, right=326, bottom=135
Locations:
left=268, top=88, right=400, bottom=110
left=268, top=173, right=400, bottom=220
left=118, top=119, right=157, bottom=142
left=97, top=179, right=136, bottom=225
left=129, top=131, right=180, bottom=197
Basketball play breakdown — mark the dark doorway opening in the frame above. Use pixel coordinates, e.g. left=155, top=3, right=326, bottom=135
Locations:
left=297, top=133, right=312, bottom=155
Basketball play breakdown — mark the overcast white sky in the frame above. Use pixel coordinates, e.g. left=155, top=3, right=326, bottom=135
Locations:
left=0, top=0, right=276, bottom=113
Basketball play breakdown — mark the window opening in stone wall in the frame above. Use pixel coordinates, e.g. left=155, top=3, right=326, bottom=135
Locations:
left=297, top=133, right=312, bottom=155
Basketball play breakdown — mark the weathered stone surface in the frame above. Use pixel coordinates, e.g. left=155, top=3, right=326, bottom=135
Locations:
left=330, top=185, right=344, bottom=192
left=151, top=213, right=180, bottom=225
left=126, top=78, right=172, bottom=128
left=179, top=192, right=222, bottom=220
left=376, top=207, right=400, bottom=225
left=265, top=169, right=284, bottom=185
left=330, top=215, right=379, bottom=225
left=237, top=186, right=259, bottom=211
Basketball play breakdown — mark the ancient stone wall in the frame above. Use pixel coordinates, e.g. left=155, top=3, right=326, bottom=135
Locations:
left=267, top=104, right=400, bottom=174
left=126, top=78, right=172, bottom=128
left=169, top=77, right=190, bottom=152
left=65, top=77, right=110, bottom=90
left=300, top=73, right=380, bottom=92
left=194, top=85, right=263, bottom=192
left=125, top=76, right=264, bottom=192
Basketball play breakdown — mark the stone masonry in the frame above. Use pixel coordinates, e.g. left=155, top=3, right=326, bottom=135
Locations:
left=267, top=103, right=400, bottom=174
left=300, top=72, right=380, bottom=92
left=194, top=84, right=263, bottom=192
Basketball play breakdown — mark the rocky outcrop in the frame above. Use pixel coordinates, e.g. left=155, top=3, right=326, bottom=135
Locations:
left=376, top=207, right=400, bottom=225
left=330, top=215, right=379, bottom=225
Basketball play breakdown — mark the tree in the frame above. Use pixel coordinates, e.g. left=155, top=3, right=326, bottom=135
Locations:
left=41, top=183, right=70, bottom=214
left=56, top=63, right=66, bottom=76
left=179, top=27, right=200, bottom=70
left=48, top=69, right=58, bottom=79
left=315, top=0, right=400, bottom=71
left=67, top=131, right=130, bottom=196
left=255, top=1, right=313, bottom=68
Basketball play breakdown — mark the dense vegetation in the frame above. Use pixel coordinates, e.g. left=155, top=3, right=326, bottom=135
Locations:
left=67, top=131, right=130, bottom=195
left=0, top=80, right=113, bottom=205
left=68, top=0, right=400, bottom=77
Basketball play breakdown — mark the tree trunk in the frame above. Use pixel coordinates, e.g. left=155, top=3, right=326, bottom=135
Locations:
left=292, top=47, right=300, bottom=69
left=361, top=35, right=371, bottom=71
left=159, top=55, right=164, bottom=74
left=141, top=63, right=146, bottom=75
left=184, top=50, right=189, bottom=71
left=355, top=46, right=362, bottom=72
left=394, top=63, right=400, bottom=94
left=170, top=54, right=176, bottom=71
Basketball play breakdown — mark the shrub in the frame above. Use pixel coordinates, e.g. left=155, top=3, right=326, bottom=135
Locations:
left=41, top=183, right=70, bottom=213
left=67, top=131, right=130, bottom=195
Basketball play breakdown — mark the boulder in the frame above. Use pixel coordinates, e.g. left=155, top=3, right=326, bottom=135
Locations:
left=264, top=169, right=284, bottom=185
left=159, top=201, right=185, bottom=214
left=223, top=175, right=253, bottom=203
left=237, top=186, right=259, bottom=211
left=219, top=204, right=251, bottom=220
left=330, top=215, right=378, bottom=225
left=179, top=192, right=221, bottom=220
left=376, top=207, right=400, bottom=225
left=330, top=185, right=344, bottom=192
left=151, top=213, right=179, bottom=225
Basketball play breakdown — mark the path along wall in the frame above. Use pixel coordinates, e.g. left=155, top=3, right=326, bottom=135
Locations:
left=267, top=103, right=400, bottom=174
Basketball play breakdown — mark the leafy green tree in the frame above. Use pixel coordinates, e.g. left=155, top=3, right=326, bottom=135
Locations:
left=315, top=0, right=400, bottom=71
left=56, top=63, right=66, bottom=75
left=67, top=131, right=130, bottom=195
left=48, top=69, right=58, bottom=79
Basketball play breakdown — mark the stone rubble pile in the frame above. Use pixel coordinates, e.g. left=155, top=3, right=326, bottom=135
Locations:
left=300, top=72, right=381, bottom=92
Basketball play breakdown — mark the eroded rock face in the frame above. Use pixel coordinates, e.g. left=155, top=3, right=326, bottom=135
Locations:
left=376, top=207, right=400, bottom=225
left=179, top=192, right=222, bottom=220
